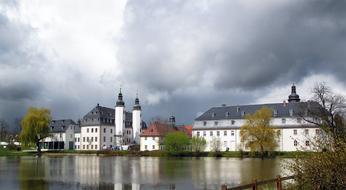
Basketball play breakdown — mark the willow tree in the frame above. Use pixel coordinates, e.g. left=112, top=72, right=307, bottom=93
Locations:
left=240, top=107, right=279, bottom=159
left=20, top=107, right=51, bottom=156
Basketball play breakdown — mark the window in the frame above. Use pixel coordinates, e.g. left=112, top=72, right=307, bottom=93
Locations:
left=203, top=121, right=207, bottom=126
left=293, top=129, right=297, bottom=135
left=297, top=118, right=302, bottom=123
left=110, top=137, right=113, bottom=142
left=305, top=141, right=310, bottom=146
left=110, top=129, right=113, bottom=134
left=281, top=118, right=286, bottom=124
left=305, top=129, right=309, bottom=135
left=203, top=131, right=206, bottom=136
left=91, top=137, right=93, bottom=142
left=91, top=128, right=94, bottom=133
left=103, top=136, right=106, bottom=142
left=87, top=137, right=89, bottom=142
left=95, top=137, right=97, bottom=142
left=217, top=131, right=220, bottom=136
left=214, top=121, right=218, bottom=126
left=289, top=109, right=293, bottom=117
left=87, top=128, right=89, bottom=133
left=241, top=111, right=245, bottom=117
left=145, top=137, right=147, bottom=140
left=231, top=131, right=235, bottom=136
left=231, top=120, right=235, bottom=125
left=225, top=112, right=230, bottom=117
left=75, top=138, right=77, bottom=142
left=237, top=107, right=240, bottom=112
left=294, top=140, right=298, bottom=146
left=83, top=137, right=85, bottom=142
left=316, top=129, right=320, bottom=135
left=104, top=128, right=106, bottom=133
left=211, top=113, right=216, bottom=118
left=273, top=109, right=278, bottom=117
left=87, top=145, right=89, bottom=149
left=152, top=137, right=155, bottom=140
left=145, top=145, right=147, bottom=150
left=91, top=145, right=93, bottom=149
left=95, top=128, right=98, bottom=133
left=197, top=132, right=200, bottom=137
left=95, top=145, right=97, bottom=150
left=83, top=145, right=85, bottom=149
left=224, top=131, right=227, bottom=136
left=152, top=145, right=155, bottom=149
left=210, top=131, right=213, bottom=136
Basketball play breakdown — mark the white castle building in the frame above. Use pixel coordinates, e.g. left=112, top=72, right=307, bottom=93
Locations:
left=79, top=90, right=146, bottom=150
left=192, top=85, right=321, bottom=152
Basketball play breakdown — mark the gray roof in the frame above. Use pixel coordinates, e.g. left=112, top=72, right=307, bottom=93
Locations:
left=50, top=119, right=77, bottom=133
left=81, top=104, right=147, bottom=129
left=81, top=104, right=116, bottom=126
left=195, top=101, right=320, bottom=121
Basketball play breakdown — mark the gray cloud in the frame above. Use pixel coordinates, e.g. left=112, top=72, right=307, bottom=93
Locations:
left=118, top=0, right=346, bottom=91
left=1, top=0, right=346, bottom=129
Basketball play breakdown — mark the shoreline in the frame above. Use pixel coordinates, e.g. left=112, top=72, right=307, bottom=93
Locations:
left=0, top=149, right=313, bottom=158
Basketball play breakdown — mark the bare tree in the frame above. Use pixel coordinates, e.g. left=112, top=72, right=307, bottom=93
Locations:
left=0, top=119, right=9, bottom=142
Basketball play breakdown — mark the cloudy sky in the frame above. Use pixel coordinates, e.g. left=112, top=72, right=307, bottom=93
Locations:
left=1, top=0, right=346, bottom=128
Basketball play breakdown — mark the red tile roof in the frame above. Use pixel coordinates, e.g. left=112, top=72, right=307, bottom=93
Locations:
left=140, top=122, right=192, bottom=137
left=177, top=125, right=192, bottom=137
left=140, top=122, right=177, bottom=137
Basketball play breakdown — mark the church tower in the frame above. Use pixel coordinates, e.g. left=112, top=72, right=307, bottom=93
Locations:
left=288, top=84, right=301, bottom=103
left=132, top=94, right=141, bottom=144
left=115, top=89, right=125, bottom=146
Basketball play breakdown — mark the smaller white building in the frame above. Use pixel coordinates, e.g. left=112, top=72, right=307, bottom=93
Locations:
left=140, top=118, right=192, bottom=151
left=42, top=119, right=79, bottom=150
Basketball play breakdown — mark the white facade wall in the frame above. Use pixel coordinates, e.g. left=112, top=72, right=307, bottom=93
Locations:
left=80, top=125, right=117, bottom=150
left=115, top=106, right=125, bottom=146
left=193, top=117, right=320, bottom=152
left=140, top=137, right=161, bottom=151
left=80, top=126, right=100, bottom=150
left=132, top=110, right=141, bottom=144
left=74, top=133, right=81, bottom=150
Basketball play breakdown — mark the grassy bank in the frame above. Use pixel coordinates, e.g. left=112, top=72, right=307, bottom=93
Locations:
left=42, top=150, right=314, bottom=158
left=0, top=148, right=36, bottom=157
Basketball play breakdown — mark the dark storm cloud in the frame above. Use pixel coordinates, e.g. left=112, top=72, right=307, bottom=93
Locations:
left=118, top=0, right=346, bottom=91
left=0, top=8, right=45, bottom=127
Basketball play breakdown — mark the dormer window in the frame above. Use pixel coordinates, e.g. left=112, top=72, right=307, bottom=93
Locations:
left=237, top=107, right=240, bottom=112
left=203, top=121, right=207, bottom=126
left=211, top=113, right=216, bottom=118
left=214, top=121, right=218, bottom=126
left=241, top=111, right=245, bottom=117
left=225, top=112, right=230, bottom=117
left=273, top=109, right=278, bottom=117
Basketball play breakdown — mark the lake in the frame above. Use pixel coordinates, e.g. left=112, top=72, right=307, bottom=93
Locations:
left=0, top=156, right=288, bottom=190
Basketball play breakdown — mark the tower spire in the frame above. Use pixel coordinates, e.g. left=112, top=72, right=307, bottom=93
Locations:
left=116, top=87, right=125, bottom=107
left=288, top=84, right=300, bottom=102
left=133, top=91, right=141, bottom=110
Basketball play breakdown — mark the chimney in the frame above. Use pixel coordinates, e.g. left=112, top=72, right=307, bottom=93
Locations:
left=283, top=100, right=287, bottom=107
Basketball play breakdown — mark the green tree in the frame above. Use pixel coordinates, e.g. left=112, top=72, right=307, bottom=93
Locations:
left=191, top=136, right=206, bottom=152
left=288, top=83, right=346, bottom=189
left=20, top=107, right=51, bottom=156
left=163, top=131, right=190, bottom=155
left=240, top=107, right=279, bottom=159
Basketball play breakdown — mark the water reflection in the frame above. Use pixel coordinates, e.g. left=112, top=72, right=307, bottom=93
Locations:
left=0, top=156, right=285, bottom=190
